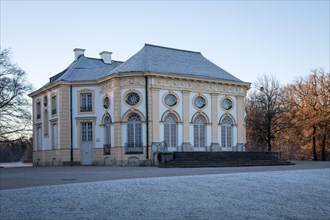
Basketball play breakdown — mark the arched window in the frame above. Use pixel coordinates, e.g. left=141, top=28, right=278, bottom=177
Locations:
left=127, top=113, right=142, bottom=148
left=164, top=114, right=178, bottom=148
left=103, top=115, right=111, bottom=154
left=221, top=116, right=233, bottom=148
left=194, top=115, right=206, bottom=148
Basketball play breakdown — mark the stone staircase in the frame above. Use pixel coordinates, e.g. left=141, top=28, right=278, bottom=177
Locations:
left=158, top=152, right=294, bottom=168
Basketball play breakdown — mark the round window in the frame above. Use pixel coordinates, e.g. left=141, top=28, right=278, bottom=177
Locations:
left=194, top=96, right=206, bottom=108
left=126, top=92, right=140, bottom=106
left=165, top=94, right=177, bottom=107
left=222, top=98, right=233, bottom=110
left=103, top=97, right=110, bottom=109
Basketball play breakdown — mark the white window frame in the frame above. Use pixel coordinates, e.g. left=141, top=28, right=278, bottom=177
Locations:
left=164, top=113, right=178, bottom=148
left=221, top=117, right=233, bottom=148
left=194, top=115, right=206, bottom=148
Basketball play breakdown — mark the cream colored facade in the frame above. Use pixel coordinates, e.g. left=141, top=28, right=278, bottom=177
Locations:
left=29, top=45, right=250, bottom=166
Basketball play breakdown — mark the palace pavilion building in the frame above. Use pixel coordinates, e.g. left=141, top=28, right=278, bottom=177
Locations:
left=29, top=44, right=250, bottom=166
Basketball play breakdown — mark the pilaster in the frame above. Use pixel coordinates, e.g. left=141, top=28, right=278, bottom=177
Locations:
left=59, top=85, right=70, bottom=149
left=236, top=95, right=246, bottom=144
left=151, top=88, right=160, bottom=142
left=211, top=93, right=221, bottom=151
left=112, top=79, right=122, bottom=147
left=182, top=90, right=192, bottom=151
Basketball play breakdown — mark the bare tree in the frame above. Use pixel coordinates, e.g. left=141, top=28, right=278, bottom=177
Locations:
left=246, top=75, right=283, bottom=152
left=0, top=49, right=32, bottom=141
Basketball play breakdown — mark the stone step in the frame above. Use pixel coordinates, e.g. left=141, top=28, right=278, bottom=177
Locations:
left=158, top=152, right=294, bottom=168
left=160, top=160, right=293, bottom=168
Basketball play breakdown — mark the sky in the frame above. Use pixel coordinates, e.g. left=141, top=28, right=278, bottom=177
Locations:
left=1, top=1, right=329, bottom=90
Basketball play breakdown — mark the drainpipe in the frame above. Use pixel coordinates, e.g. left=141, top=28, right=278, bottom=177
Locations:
left=70, top=85, right=73, bottom=166
left=145, top=75, right=149, bottom=160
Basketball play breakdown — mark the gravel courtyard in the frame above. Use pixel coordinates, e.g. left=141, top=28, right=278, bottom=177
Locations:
left=1, top=168, right=329, bottom=220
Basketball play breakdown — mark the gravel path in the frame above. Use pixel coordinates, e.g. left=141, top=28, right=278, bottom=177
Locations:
left=1, top=168, right=329, bottom=220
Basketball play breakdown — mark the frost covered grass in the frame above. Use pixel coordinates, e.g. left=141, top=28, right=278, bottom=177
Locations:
left=1, top=169, right=329, bottom=220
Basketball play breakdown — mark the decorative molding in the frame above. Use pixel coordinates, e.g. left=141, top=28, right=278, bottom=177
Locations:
left=120, top=77, right=143, bottom=87
left=101, top=81, right=113, bottom=92
left=154, top=78, right=244, bottom=94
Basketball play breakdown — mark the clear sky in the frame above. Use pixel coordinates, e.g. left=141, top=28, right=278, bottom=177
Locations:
left=1, top=1, right=329, bottom=90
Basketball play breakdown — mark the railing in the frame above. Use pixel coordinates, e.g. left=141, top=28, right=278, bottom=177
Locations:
left=103, top=144, right=111, bottom=155
left=125, top=142, right=143, bottom=154
left=156, top=141, right=168, bottom=153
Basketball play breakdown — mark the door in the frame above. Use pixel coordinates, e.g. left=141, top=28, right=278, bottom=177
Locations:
left=81, top=122, right=93, bottom=165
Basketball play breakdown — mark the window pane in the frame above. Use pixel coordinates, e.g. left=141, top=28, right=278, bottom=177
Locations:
left=227, top=125, right=232, bottom=147
left=221, top=125, right=226, bottom=147
left=170, top=124, right=177, bottom=147
left=52, top=96, right=57, bottom=114
left=164, top=123, right=169, bottom=147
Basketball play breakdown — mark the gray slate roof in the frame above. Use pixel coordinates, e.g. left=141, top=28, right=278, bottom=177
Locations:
left=48, top=56, right=123, bottom=84
left=109, top=44, right=242, bottom=82
left=47, top=44, right=242, bottom=87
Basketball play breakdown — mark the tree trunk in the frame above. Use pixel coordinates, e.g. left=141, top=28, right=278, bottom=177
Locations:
left=312, top=126, right=318, bottom=161
left=267, top=138, right=272, bottom=152
left=321, top=132, right=326, bottom=161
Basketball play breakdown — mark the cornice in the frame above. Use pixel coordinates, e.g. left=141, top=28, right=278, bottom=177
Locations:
left=29, top=71, right=251, bottom=98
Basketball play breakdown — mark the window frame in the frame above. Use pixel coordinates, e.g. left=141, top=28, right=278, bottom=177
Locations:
left=192, top=94, right=208, bottom=110
left=164, top=113, right=178, bottom=148
left=127, top=113, right=142, bottom=147
left=51, top=95, right=57, bottom=115
left=77, top=89, right=95, bottom=115
left=193, top=115, right=207, bottom=148
left=36, top=101, right=41, bottom=120
left=221, top=116, right=233, bottom=148
left=123, top=90, right=143, bottom=108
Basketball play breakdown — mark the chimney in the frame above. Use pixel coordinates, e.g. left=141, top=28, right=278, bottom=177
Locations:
left=73, top=48, right=85, bottom=61
left=99, top=51, right=112, bottom=64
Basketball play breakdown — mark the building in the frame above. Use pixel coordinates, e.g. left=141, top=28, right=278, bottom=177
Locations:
left=29, top=44, right=250, bottom=166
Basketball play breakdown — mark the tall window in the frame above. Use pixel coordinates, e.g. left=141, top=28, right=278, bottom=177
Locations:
left=221, top=116, right=232, bottom=148
left=81, top=122, right=93, bottom=142
left=164, top=114, right=178, bottom=148
left=127, top=113, right=142, bottom=148
left=194, top=115, right=206, bottom=148
left=51, top=95, right=57, bottom=115
left=36, top=102, right=41, bottom=119
left=80, top=93, right=92, bottom=112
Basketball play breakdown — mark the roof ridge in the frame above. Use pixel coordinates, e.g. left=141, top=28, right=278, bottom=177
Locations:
left=145, top=43, right=201, bottom=54
left=83, top=56, right=124, bottom=63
